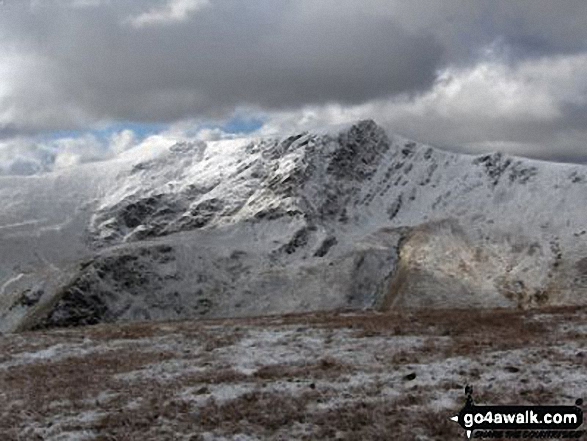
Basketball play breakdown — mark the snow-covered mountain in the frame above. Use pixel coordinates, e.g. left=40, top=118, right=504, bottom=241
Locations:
left=1, top=120, right=586, bottom=332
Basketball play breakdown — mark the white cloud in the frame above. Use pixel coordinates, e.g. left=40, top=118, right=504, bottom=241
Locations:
left=126, top=0, right=211, bottom=28
left=0, top=122, right=243, bottom=175
left=156, top=117, right=250, bottom=141
left=51, top=135, right=108, bottom=169
left=410, top=62, right=559, bottom=121
left=251, top=51, right=587, bottom=161
left=109, top=129, right=136, bottom=155
left=0, top=130, right=141, bottom=175
left=0, top=139, right=54, bottom=175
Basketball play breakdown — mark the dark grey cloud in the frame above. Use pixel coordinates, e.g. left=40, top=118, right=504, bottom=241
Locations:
left=1, top=0, right=587, bottom=161
left=0, top=0, right=442, bottom=132
left=380, top=0, right=587, bottom=60
left=0, top=124, right=22, bottom=140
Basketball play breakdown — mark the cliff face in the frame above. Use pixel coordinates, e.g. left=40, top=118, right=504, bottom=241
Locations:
left=1, top=120, right=586, bottom=332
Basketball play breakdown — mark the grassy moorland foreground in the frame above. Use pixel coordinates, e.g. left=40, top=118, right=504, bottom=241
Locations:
left=1, top=307, right=586, bottom=440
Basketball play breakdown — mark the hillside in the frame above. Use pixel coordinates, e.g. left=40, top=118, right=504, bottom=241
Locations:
left=1, top=120, right=586, bottom=332
left=2, top=307, right=586, bottom=439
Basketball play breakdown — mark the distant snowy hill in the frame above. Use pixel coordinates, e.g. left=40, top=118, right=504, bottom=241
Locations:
left=1, top=120, right=586, bottom=332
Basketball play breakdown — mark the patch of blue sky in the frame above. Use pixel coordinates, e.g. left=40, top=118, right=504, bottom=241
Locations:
left=39, top=115, right=264, bottom=143
left=221, top=116, right=264, bottom=134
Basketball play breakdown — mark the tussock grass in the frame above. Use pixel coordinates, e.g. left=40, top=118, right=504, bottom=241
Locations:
left=1, top=306, right=585, bottom=440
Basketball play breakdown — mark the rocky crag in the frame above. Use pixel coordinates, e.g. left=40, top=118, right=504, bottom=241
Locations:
left=0, top=120, right=586, bottom=332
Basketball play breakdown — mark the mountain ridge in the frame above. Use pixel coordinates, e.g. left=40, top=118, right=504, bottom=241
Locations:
left=1, top=120, right=586, bottom=332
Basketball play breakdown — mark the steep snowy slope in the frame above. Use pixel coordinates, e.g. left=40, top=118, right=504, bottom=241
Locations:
left=1, top=120, right=586, bottom=332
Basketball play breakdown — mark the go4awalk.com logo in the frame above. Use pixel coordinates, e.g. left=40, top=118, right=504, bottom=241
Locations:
left=450, top=386, right=584, bottom=439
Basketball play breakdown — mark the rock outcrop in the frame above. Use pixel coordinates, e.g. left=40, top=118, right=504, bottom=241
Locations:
left=1, top=120, right=586, bottom=332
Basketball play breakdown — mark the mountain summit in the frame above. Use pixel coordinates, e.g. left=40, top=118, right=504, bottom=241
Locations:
left=1, top=120, right=586, bottom=332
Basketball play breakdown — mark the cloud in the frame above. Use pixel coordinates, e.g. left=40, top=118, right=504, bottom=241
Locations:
left=0, top=49, right=94, bottom=132
left=0, top=130, right=137, bottom=176
left=0, top=0, right=442, bottom=134
left=126, top=0, right=210, bottom=28
left=0, top=0, right=587, bottom=162
left=28, top=0, right=111, bottom=10
left=0, top=121, right=249, bottom=175
left=108, top=129, right=137, bottom=154
left=69, top=0, right=111, bottom=8
left=253, top=50, right=587, bottom=162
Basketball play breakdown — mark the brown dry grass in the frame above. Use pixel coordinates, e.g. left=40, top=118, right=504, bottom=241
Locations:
left=253, top=356, right=350, bottom=382
left=1, top=306, right=585, bottom=440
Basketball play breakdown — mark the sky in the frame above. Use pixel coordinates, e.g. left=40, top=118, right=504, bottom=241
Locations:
left=1, top=0, right=587, bottom=174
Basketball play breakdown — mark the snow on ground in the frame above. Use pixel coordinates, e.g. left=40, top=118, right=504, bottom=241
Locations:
left=4, top=120, right=587, bottom=333
left=1, top=307, right=585, bottom=440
